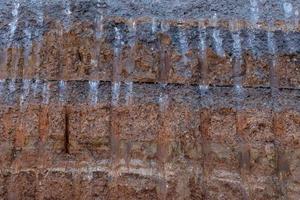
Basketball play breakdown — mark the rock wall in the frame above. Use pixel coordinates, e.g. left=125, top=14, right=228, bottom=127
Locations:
left=0, top=0, right=299, bottom=199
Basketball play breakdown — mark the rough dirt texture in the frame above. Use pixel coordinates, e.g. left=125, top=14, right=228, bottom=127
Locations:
left=0, top=0, right=300, bottom=200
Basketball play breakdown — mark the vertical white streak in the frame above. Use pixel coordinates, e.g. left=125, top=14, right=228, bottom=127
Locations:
left=42, top=81, right=50, bottom=105
left=112, top=82, right=121, bottom=106
left=59, top=80, right=67, bottom=104
left=125, top=81, right=133, bottom=105
left=211, top=13, right=225, bottom=57
left=89, top=80, right=99, bottom=105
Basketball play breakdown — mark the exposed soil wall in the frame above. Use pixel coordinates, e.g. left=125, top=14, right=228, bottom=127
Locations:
left=0, top=0, right=299, bottom=199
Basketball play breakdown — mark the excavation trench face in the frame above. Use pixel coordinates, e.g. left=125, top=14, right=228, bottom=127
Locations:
left=0, top=0, right=299, bottom=199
